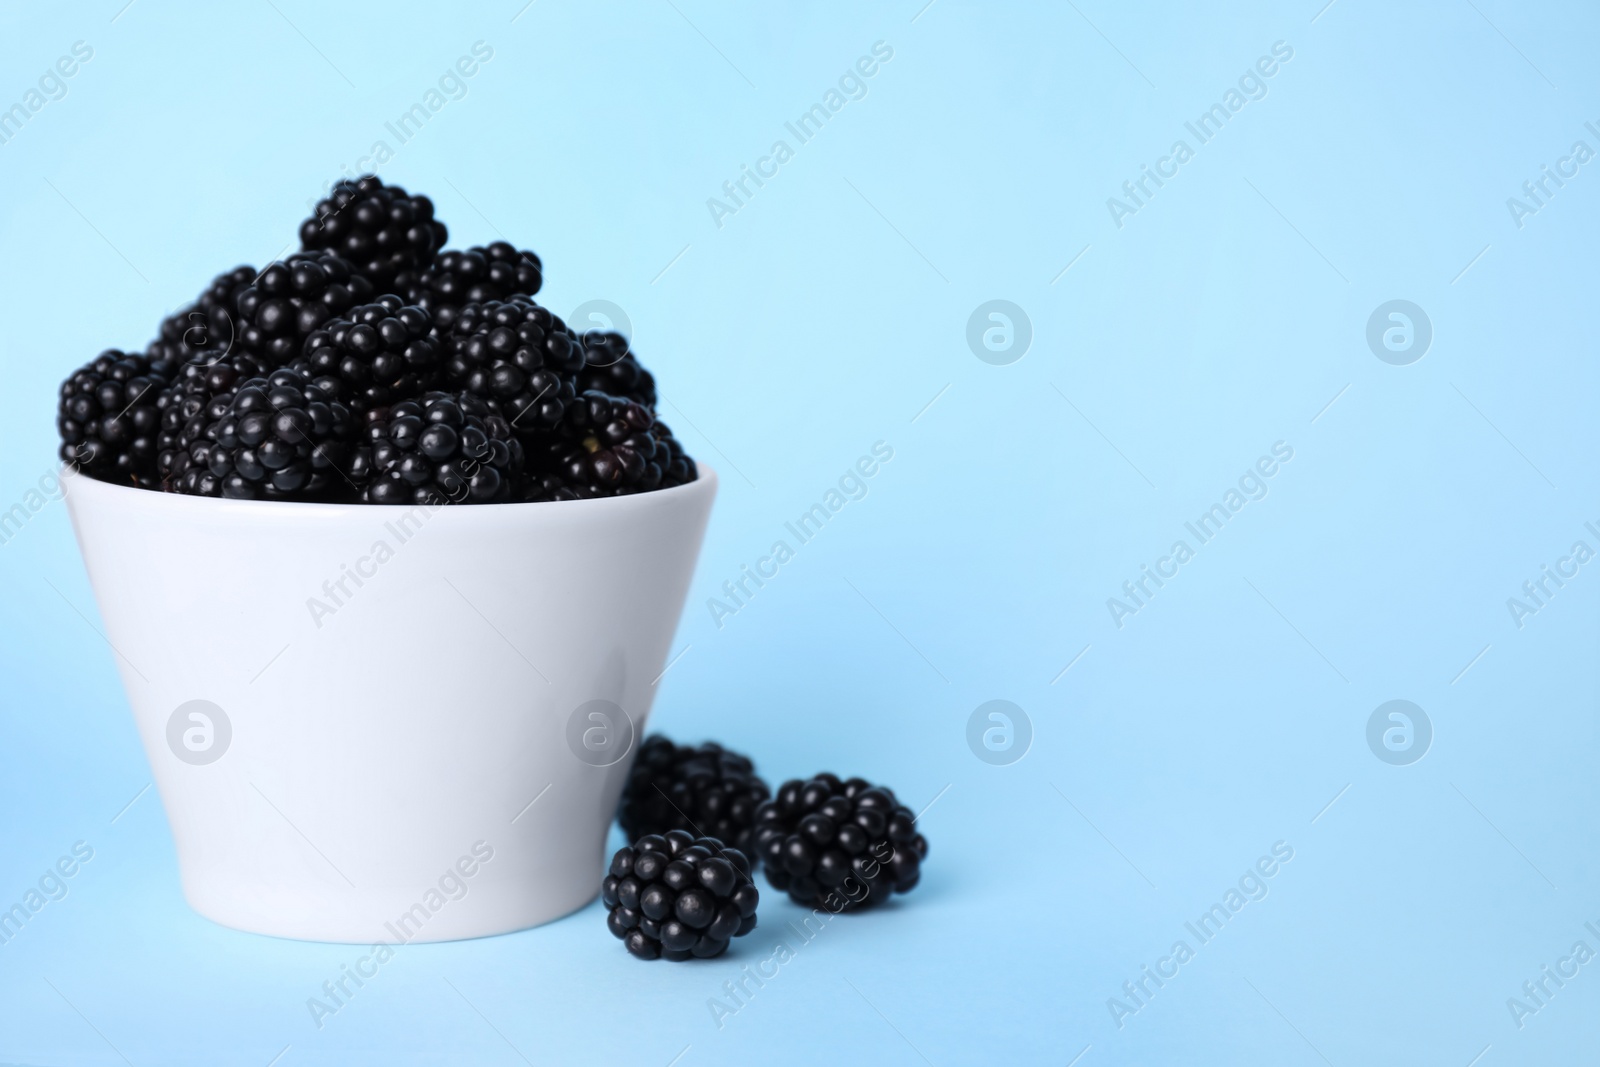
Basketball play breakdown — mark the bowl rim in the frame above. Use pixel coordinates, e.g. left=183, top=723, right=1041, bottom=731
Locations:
left=63, top=459, right=718, bottom=517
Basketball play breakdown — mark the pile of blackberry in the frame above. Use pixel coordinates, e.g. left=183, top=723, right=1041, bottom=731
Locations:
left=605, top=736, right=931, bottom=961
left=57, top=176, right=696, bottom=503
left=603, top=832, right=759, bottom=960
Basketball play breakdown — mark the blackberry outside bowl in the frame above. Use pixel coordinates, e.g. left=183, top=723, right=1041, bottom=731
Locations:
left=63, top=465, right=716, bottom=942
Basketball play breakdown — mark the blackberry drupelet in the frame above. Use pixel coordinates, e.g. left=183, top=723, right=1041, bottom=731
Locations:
left=603, top=832, right=759, bottom=961
left=618, top=737, right=771, bottom=856
left=577, top=330, right=657, bottom=407
left=300, top=175, right=447, bottom=290
left=445, top=299, right=583, bottom=435
left=234, top=251, right=374, bottom=365
left=56, top=349, right=176, bottom=487
left=295, top=296, right=440, bottom=413
left=357, top=391, right=522, bottom=505
left=172, top=368, right=355, bottom=500
left=398, top=243, right=543, bottom=334
left=147, top=265, right=256, bottom=368
left=753, top=775, right=927, bottom=911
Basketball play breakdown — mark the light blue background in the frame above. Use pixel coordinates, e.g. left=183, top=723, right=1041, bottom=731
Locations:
left=2, top=1, right=1597, bottom=1063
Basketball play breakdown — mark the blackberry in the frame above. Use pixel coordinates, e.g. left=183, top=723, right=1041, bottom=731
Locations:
left=577, top=330, right=657, bottom=407
left=155, top=350, right=279, bottom=487
left=171, top=368, right=355, bottom=499
left=445, top=299, right=583, bottom=435
left=155, top=387, right=206, bottom=489
left=619, top=737, right=771, bottom=856
left=165, top=349, right=275, bottom=398
left=603, top=832, right=759, bottom=961
left=159, top=371, right=253, bottom=497
left=398, top=243, right=543, bottom=335
left=357, top=391, right=522, bottom=505
left=513, top=470, right=598, bottom=503
left=294, top=296, right=441, bottom=413
left=147, top=265, right=257, bottom=368
left=234, top=251, right=374, bottom=365
left=535, top=391, right=694, bottom=495
left=56, top=349, right=176, bottom=487
left=299, top=175, right=446, bottom=290
left=753, top=775, right=927, bottom=911
left=650, top=423, right=697, bottom=488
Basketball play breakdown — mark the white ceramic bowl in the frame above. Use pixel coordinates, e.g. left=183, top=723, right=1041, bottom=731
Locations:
left=64, top=465, right=716, bottom=943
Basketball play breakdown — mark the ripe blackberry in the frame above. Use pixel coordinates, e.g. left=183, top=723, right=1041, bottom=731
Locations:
left=147, top=265, right=256, bottom=367
left=170, top=368, right=355, bottom=499
left=155, top=387, right=206, bottom=489
left=619, top=737, right=771, bottom=856
left=155, top=350, right=280, bottom=487
left=299, top=175, right=446, bottom=290
left=56, top=349, right=176, bottom=487
left=234, top=251, right=374, bottom=365
left=294, top=296, right=441, bottom=413
left=357, top=391, right=523, bottom=505
left=603, top=832, right=759, bottom=961
left=535, top=392, right=695, bottom=495
left=650, top=423, right=697, bottom=488
left=753, top=775, right=927, bottom=911
left=513, top=470, right=598, bottom=503
left=577, top=330, right=657, bottom=407
left=445, top=299, right=583, bottom=435
left=398, top=243, right=543, bottom=334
